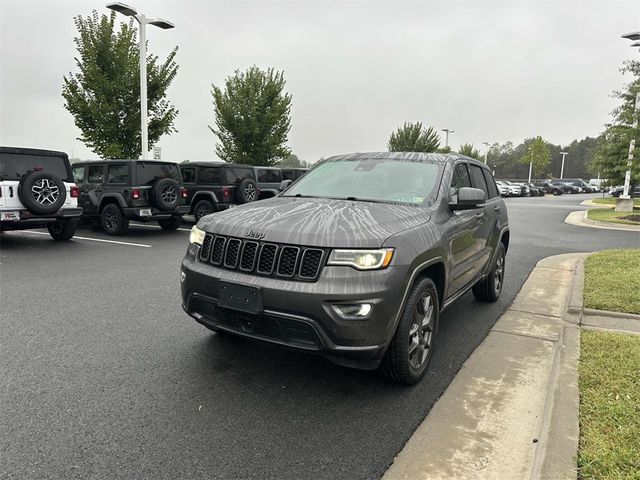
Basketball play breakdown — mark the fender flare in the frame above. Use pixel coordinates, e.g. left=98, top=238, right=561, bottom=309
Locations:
left=190, top=191, right=220, bottom=207
left=98, top=193, right=127, bottom=211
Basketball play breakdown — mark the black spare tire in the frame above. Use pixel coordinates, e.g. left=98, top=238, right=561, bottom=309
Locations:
left=236, top=178, right=258, bottom=204
left=18, top=171, right=67, bottom=215
left=152, top=178, right=180, bottom=211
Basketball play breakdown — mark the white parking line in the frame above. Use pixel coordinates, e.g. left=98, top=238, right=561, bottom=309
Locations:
left=130, top=222, right=192, bottom=232
left=19, top=230, right=152, bottom=248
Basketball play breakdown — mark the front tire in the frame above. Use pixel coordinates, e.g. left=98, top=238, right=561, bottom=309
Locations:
left=158, top=216, right=182, bottom=231
left=472, top=242, right=506, bottom=302
left=101, top=204, right=129, bottom=235
left=48, top=219, right=77, bottom=241
left=381, top=277, right=439, bottom=385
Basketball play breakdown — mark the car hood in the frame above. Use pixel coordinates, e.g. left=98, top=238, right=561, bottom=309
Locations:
left=198, top=197, right=431, bottom=248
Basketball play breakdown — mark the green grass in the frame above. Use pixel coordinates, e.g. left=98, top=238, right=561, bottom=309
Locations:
left=578, top=330, right=640, bottom=480
left=587, top=208, right=640, bottom=225
left=592, top=198, right=640, bottom=207
left=583, top=249, right=640, bottom=315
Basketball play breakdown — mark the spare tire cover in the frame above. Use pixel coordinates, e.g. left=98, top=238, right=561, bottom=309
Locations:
left=152, top=178, right=180, bottom=211
left=18, top=171, right=67, bottom=215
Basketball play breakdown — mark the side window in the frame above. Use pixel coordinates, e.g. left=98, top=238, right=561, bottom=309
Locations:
left=198, top=167, right=221, bottom=184
left=72, top=166, right=85, bottom=184
left=258, top=169, right=282, bottom=183
left=181, top=167, right=196, bottom=183
left=469, top=164, right=489, bottom=199
left=482, top=169, right=499, bottom=198
left=451, top=163, right=471, bottom=191
left=87, top=165, right=104, bottom=184
left=107, top=164, right=128, bottom=184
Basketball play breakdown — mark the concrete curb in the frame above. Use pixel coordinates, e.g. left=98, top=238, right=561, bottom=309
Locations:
left=383, top=253, right=588, bottom=480
left=579, top=199, right=613, bottom=208
left=564, top=210, right=640, bottom=232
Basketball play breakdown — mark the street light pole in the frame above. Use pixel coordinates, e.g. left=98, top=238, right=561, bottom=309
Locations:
left=620, top=31, right=640, bottom=209
left=441, top=129, right=454, bottom=149
left=559, top=151, right=568, bottom=179
left=482, top=141, right=490, bottom=164
left=528, top=147, right=533, bottom=183
left=106, top=3, right=174, bottom=160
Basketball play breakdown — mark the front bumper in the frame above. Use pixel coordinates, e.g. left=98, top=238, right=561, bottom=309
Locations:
left=180, top=244, right=409, bottom=370
left=123, top=205, right=190, bottom=220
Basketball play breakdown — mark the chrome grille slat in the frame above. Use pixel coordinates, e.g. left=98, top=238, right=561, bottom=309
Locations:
left=199, top=234, right=324, bottom=281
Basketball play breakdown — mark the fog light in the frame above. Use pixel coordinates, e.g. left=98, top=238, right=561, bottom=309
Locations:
left=332, top=303, right=372, bottom=319
left=180, top=270, right=186, bottom=283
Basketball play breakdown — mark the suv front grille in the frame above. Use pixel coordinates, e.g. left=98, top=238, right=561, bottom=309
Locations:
left=201, top=234, right=326, bottom=281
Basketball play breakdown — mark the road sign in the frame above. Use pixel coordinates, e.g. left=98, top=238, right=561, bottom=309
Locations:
left=153, top=146, right=161, bottom=160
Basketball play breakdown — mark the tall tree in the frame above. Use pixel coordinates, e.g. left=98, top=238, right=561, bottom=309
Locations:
left=279, top=153, right=301, bottom=168
left=458, top=143, right=482, bottom=160
left=210, top=66, right=292, bottom=166
left=388, top=122, right=441, bottom=152
left=591, top=60, right=640, bottom=187
left=62, top=11, right=179, bottom=159
left=520, top=136, right=551, bottom=178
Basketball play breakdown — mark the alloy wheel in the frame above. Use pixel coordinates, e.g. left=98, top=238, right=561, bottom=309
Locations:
left=245, top=184, right=256, bottom=201
left=408, top=291, right=435, bottom=370
left=494, top=253, right=504, bottom=295
left=161, top=184, right=177, bottom=204
left=31, top=178, right=60, bottom=205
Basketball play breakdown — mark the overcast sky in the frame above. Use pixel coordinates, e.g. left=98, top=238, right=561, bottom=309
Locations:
left=1, top=0, right=639, bottom=162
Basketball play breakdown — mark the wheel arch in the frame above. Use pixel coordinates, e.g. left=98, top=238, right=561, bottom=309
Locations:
left=98, top=194, right=126, bottom=212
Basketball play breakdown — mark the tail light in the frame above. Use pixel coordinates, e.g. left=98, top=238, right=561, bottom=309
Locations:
left=70, top=186, right=80, bottom=198
left=181, top=188, right=188, bottom=198
left=222, top=187, right=231, bottom=200
left=132, top=189, right=141, bottom=200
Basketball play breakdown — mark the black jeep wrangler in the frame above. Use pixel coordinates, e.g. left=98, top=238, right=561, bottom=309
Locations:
left=180, top=162, right=258, bottom=221
left=72, top=160, right=189, bottom=235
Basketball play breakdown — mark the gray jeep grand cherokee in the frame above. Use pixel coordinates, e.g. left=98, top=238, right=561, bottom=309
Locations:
left=181, top=152, right=509, bottom=384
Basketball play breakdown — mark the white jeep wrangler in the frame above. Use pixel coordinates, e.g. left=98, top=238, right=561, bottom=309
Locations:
left=0, top=147, right=83, bottom=240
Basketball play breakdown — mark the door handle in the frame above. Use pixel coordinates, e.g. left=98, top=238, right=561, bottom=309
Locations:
left=475, top=212, right=485, bottom=219
left=494, top=205, right=501, bottom=211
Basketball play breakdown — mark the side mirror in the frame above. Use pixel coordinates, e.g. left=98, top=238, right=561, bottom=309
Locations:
left=451, top=187, right=486, bottom=210
left=279, top=179, right=293, bottom=191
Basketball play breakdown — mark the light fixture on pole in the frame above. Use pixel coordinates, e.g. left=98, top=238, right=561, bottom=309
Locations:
left=559, top=151, right=568, bottom=179
left=527, top=146, right=534, bottom=183
left=482, top=141, right=490, bottom=164
left=617, top=31, right=640, bottom=210
left=106, top=2, right=174, bottom=160
left=441, top=129, right=454, bottom=149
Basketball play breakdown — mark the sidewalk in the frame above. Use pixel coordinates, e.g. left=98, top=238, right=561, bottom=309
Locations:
left=383, top=252, right=640, bottom=480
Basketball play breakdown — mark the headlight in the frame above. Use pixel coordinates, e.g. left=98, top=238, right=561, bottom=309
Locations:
left=189, top=226, right=205, bottom=245
left=327, top=248, right=394, bottom=270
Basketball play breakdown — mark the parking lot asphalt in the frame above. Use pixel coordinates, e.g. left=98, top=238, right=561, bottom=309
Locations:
left=1, top=194, right=638, bottom=480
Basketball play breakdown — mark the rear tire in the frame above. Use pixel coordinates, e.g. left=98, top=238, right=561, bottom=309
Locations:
left=381, top=277, right=439, bottom=385
left=158, top=216, right=182, bottom=231
left=101, top=203, right=129, bottom=235
left=48, top=219, right=77, bottom=241
left=472, top=243, right=506, bottom=302
left=193, top=199, right=215, bottom=222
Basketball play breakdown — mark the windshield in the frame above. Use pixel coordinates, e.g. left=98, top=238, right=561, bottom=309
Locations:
left=0, top=152, right=72, bottom=181
left=135, top=162, right=181, bottom=186
left=282, top=158, right=443, bottom=205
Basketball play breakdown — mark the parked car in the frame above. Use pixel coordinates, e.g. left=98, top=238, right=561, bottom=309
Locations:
left=525, top=183, right=545, bottom=196
left=494, top=180, right=511, bottom=197
left=550, top=180, right=579, bottom=194
left=180, top=162, right=259, bottom=221
left=182, top=152, right=509, bottom=384
left=72, top=160, right=189, bottom=235
left=609, top=185, right=640, bottom=197
left=499, top=180, right=524, bottom=196
left=281, top=168, right=309, bottom=182
left=534, top=181, right=563, bottom=195
left=0, top=146, right=82, bottom=240
left=253, top=166, right=283, bottom=199
left=562, top=178, right=596, bottom=193
left=589, top=178, right=607, bottom=192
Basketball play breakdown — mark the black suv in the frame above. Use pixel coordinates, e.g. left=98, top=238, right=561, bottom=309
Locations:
left=281, top=168, right=308, bottom=182
left=0, top=146, right=83, bottom=240
left=181, top=152, right=509, bottom=384
left=72, top=160, right=189, bottom=235
left=180, top=162, right=259, bottom=221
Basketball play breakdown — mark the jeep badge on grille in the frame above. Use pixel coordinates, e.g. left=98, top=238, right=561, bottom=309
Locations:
left=245, top=229, right=265, bottom=240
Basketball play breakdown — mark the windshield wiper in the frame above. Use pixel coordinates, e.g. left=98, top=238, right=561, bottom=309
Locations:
left=341, top=196, right=388, bottom=204
left=282, top=193, right=322, bottom=198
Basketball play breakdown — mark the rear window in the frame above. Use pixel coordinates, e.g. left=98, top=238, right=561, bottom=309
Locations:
left=0, top=152, right=72, bottom=181
left=135, top=162, right=180, bottom=186
left=224, top=167, right=254, bottom=184
left=256, top=168, right=282, bottom=183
